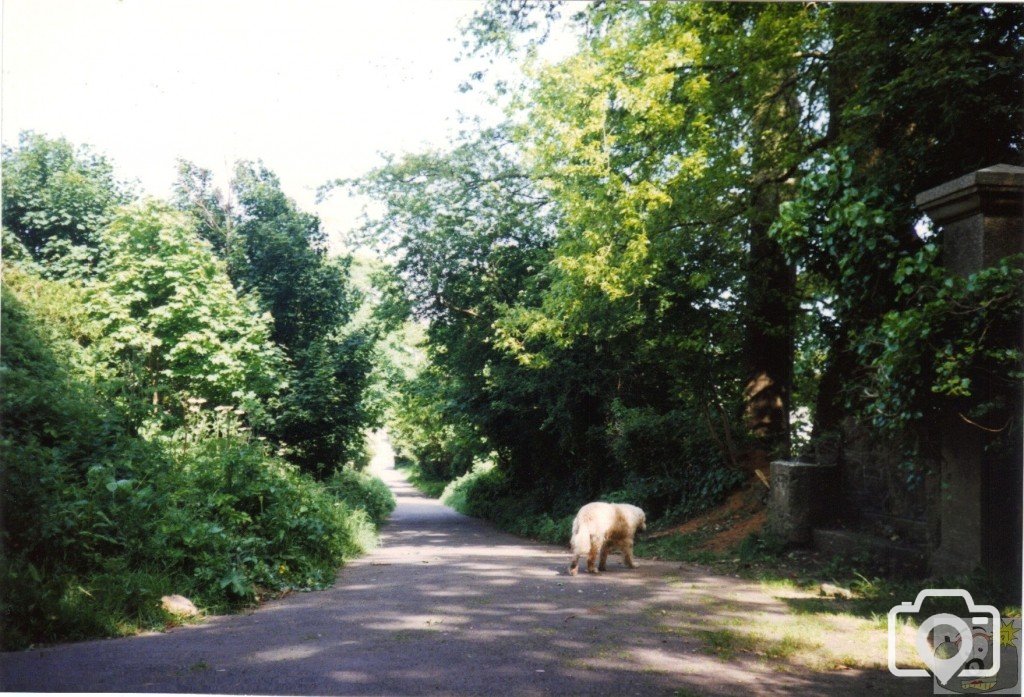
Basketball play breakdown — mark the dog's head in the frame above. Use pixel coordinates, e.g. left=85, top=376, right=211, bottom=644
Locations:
left=623, top=504, right=646, bottom=533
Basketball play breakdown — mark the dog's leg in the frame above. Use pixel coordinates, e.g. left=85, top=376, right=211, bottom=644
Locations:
left=586, top=541, right=599, bottom=573
left=598, top=544, right=610, bottom=572
left=623, top=542, right=637, bottom=569
left=570, top=524, right=590, bottom=576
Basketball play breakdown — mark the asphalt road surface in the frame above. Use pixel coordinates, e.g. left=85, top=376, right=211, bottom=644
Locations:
left=1, top=436, right=927, bottom=696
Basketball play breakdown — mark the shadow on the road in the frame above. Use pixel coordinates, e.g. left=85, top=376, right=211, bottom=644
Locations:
left=0, top=458, right=930, bottom=697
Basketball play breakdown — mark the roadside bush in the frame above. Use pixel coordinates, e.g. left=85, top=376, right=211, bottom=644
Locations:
left=325, top=467, right=396, bottom=526
left=604, top=400, right=746, bottom=520
left=0, top=262, right=377, bottom=649
left=431, top=436, right=744, bottom=548
left=155, top=408, right=378, bottom=599
left=440, top=460, right=503, bottom=516
left=442, top=462, right=575, bottom=546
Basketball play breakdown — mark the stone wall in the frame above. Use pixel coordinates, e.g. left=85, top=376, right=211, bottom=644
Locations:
left=813, top=420, right=933, bottom=546
left=769, top=425, right=933, bottom=553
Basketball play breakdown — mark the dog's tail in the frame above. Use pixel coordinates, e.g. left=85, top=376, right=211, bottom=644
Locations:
left=570, top=518, right=591, bottom=554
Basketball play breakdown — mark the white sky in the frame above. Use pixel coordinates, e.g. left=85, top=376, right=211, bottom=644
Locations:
left=2, top=0, right=563, bottom=249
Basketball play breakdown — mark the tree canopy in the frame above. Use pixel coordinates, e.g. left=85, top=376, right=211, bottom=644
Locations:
left=354, top=1, right=1023, bottom=526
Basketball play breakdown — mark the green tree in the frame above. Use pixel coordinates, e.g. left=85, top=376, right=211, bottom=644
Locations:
left=175, top=160, right=377, bottom=476
left=172, top=160, right=232, bottom=255
left=500, top=2, right=827, bottom=457
left=86, top=202, right=285, bottom=426
left=229, top=163, right=357, bottom=352
left=343, top=129, right=571, bottom=486
left=786, top=3, right=1024, bottom=437
left=275, top=331, right=377, bottom=477
left=2, top=132, right=131, bottom=277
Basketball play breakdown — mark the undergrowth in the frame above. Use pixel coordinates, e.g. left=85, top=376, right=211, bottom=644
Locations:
left=423, top=457, right=743, bottom=552
left=0, top=268, right=394, bottom=650
left=440, top=462, right=575, bottom=545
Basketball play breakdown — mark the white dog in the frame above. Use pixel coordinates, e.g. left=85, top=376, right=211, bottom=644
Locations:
left=568, top=502, right=646, bottom=576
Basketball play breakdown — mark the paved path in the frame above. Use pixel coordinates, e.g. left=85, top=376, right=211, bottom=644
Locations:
left=1, top=436, right=927, bottom=696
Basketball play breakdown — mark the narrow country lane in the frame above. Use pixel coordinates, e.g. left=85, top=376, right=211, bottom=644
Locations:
left=1, top=434, right=927, bottom=696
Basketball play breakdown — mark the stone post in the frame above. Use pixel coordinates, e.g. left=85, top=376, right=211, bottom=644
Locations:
left=916, top=164, right=1024, bottom=581
left=768, top=461, right=838, bottom=545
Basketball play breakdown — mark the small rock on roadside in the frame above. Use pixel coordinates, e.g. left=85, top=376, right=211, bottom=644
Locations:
left=819, top=583, right=854, bottom=600
left=161, top=594, right=200, bottom=617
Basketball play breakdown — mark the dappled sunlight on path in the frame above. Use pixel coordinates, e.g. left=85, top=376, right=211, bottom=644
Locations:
left=1, top=431, right=927, bottom=696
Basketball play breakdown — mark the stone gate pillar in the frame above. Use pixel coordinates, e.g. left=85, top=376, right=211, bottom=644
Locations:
left=916, top=164, right=1024, bottom=581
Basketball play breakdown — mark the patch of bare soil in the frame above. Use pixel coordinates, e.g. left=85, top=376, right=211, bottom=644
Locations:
left=651, top=481, right=768, bottom=553
left=703, top=509, right=768, bottom=552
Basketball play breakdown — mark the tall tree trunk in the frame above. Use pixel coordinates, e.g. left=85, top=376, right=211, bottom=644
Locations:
left=743, top=182, right=795, bottom=457
left=742, top=63, right=800, bottom=458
